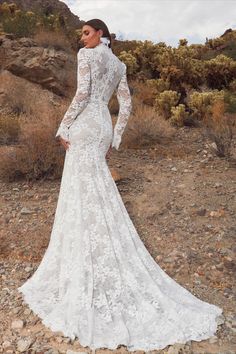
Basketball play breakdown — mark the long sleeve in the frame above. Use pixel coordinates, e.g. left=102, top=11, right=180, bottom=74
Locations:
left=112, top=64, right=132, bottom=150
left=55, top=48, right=91, bottom=140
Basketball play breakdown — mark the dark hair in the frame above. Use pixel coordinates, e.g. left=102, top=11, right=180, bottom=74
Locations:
left=83, top=18, right=112, bottom=49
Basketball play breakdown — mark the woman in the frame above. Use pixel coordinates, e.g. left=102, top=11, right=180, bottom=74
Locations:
left=18, top=19, right=224, bottom=353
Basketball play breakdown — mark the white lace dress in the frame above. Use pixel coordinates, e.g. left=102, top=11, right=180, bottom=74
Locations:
left=17, top=41, right=223, bottom=353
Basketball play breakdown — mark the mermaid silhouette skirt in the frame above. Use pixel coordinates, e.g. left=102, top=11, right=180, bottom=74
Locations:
left=18, top=103, right=223, bottom=352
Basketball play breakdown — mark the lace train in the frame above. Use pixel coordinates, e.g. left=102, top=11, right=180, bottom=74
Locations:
left=18, top=145, right=223, bottom=352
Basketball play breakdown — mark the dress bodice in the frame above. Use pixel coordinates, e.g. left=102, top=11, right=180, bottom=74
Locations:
left=55, top=42, right=132, bottom=150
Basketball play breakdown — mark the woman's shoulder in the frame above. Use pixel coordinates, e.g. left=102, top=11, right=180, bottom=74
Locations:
left=116, top=57, right=126, bottom=73
left=77, top=47, right=92, bottom=56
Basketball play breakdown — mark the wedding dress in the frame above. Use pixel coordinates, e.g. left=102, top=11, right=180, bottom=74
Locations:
left=17, top=39, right=223, bottom=353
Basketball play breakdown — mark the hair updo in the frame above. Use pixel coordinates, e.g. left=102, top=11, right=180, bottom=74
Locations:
left=83, top=18, right=112, bottom=49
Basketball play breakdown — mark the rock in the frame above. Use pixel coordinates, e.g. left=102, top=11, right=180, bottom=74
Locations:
left=209, top=142, right=218, bottom=152
left=2, top=341, right=13, bottom=350
left=45, top=349, right=60, bottom=354
left=209, top=335, right=218, bottom=343
left=12, top=307, right=21, bottom=314
left=17, top=337, right=33, bottom=352
left=23, top=308, right=32, bottom=315
left=11, top=319, right=25, bottom=329
left=167, top=343, right=187, bottom=354
left=25, top=266, right=33, bottom=272
left=20, top=207, right=33, bottom=215
left=196, top=208, right=207, bottom=216
left=165, top=256, right=176, bottom=263
left=209, top=209, right=225, bottom=217
left=0, top=35, right=72, bottom=95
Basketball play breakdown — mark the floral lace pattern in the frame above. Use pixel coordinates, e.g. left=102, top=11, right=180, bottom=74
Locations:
left=55, top=42, right=132, bottom=150
left=17, top=42, right=223, bottom=353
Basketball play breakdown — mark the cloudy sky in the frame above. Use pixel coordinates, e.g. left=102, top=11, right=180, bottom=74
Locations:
left=63, top=0, right=236, bottom=47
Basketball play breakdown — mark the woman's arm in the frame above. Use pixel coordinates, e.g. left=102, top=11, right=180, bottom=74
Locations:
left=112, top=64, right=132, bottom=150
left=55, top=48, right=91, bottom=140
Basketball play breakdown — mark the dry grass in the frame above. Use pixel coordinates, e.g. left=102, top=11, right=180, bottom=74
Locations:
left=113, top=96, right=176, bottom=150
left=0, top=113, right=21, bottom=144
left=33, top=29, right=73, bottom=53
left=0, top=70, right=65, bottom=118
left=0, top=106, right=68, bottom=182
left=0, top=70, right=74, bottom=182
left=109, top=80, right=175, bottom=150
left=109, top=79, right=156, bottom=117
left=203, top=100, right=234, bottom=158
left=131, top=79, right=156, bottom=106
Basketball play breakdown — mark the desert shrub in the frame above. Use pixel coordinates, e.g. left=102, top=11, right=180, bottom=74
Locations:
left=0, top=112, right=65, bottom=182
left=204, top=54, right=236, bottom=90
left=188, top=90, right=225, bottom=120
left=154, top=90, right=180, bottom=119
left=0, top=2, right=17, bottom=18
left=131, top=80, right=156, bottom=106
left=224, top=91, right=236, bottom=114
left=205, top=37, right=225, bottom=50
left=170, top=104, right=189, bottom=127
left=147, top=78, right=170, bottom=94
left=33, top=29, right=73, bottom=52
left=0, top=113, right=21, bottom=144
left=117, top=98, right=175, bottom=149
left=229, top=79, right=236, bottom=92
left=118, top=51, right=139, bottom=75
left=204, top=100, right=233, bottom=158
left=132, top=40, right=157, bottom=73
left=0, top=3, right=72, bottom=40
left=2, top=9, right=37, bottom=37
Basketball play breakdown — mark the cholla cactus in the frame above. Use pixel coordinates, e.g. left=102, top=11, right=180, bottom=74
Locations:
left=155, top=90, right=180, bottom=119
left=205, top=37, right=225, bottom=50
left=205, top=54, right=236, bottom=89
left=147, top=79, right=170, bottom=94
left=118, top=50, right=138, bottom=75
left=0, top=2, right=11, bottom=17
left=178, top=38, right=188, bottom=47
left=188, top=90, right=225, bottom=120
left=75, top=29, right=82, bottom=38
left=170, top=104, right=189, bottom=127
left=229, top=79, right=236, bottom=92
left=26, top=11, right=35, bottom=17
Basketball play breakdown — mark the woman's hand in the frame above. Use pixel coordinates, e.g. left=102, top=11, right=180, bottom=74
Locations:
left=58, top=136, right=71, bottom=151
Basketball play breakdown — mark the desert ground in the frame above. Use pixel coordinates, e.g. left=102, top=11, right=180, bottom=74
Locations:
left=0, top=126, right=235, bottom=354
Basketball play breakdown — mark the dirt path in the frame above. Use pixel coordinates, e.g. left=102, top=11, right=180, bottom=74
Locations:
left=0, top=126, right=235, bottom=354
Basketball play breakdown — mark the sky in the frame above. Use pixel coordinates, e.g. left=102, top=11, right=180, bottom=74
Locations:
left=62, top=0, right=236, bottom=47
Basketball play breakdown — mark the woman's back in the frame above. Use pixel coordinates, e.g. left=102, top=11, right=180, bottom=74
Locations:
left=55, top=42, right=132, bottom=151
left=86, top=42, right=126, bottom=105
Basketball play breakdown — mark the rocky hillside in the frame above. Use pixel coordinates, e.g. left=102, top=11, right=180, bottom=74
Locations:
left=0, top=34, right=76, bottom=97
left=0, top=0, right=83, bottom=29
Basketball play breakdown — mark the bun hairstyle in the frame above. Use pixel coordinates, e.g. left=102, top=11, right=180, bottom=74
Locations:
left=84, top=18, right=112, bottom=49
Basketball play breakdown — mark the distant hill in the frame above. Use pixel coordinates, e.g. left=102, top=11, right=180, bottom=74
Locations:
left=0, top=0, right=83, bottom=29
left=204, top=28, right=236, bottom=60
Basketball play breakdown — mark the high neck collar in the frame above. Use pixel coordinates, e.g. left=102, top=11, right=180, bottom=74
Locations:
left=97, top=42, right=110, bottom=49
left=84, top=42, right=111, bottom=50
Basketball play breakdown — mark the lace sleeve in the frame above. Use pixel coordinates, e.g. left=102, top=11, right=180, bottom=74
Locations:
left=112, top=64, right=132, bottom=150
left=55, top=48, right=91, bottom=140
